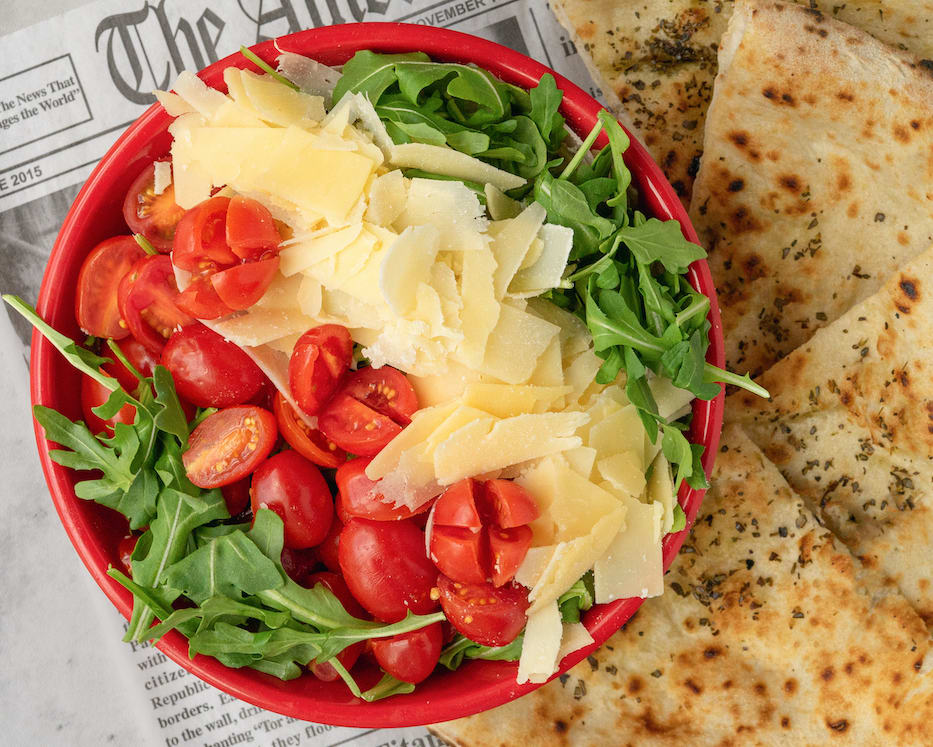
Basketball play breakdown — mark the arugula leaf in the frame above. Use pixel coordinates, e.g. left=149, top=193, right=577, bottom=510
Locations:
left=142, top=596, right=290, bottom=642
left=597, top=110, right=633, bottom=221
left=161, top=529, right=284, bottom=604
left=439, top=634, right=524, bottom=670
left=662, top=425, right=694, bottom=491
left=359, top=674, right=417, bottom=702
left=528, top=73, right=565, bottom=150
left=314, top=611, right=447, bottom=662
left=125, top=488, right=228, bottom=641
left=618, top=218, right=706, bottom=274
left=557, top=573, right=595, bottom=624
left=152, top=365, right=188, bottom=441
left=534, top=172, right=615, bottom=257
left=331, top=50, right=429, bottom=104
left=671, top=503, right=688, bottom=532
left=585, top=285, right=665, bottom=358
left=153, top=433, right=199, bottom=495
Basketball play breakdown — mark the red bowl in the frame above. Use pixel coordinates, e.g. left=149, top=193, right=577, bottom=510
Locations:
left=31, top=23, right=724, bottom=727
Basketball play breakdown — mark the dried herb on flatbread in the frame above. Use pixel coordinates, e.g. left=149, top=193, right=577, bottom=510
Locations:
left=551, top=0, right=933, bottom=205
left=691, top=0, right=933, bottom=376
left=728, top=245, right=933, bottom=627
left=432, top=426, right=933, bottom=745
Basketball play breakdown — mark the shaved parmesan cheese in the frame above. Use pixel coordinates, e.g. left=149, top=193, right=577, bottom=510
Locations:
left=172, top=70, right=227, bottom=117
left=526, top=298, right=591, bottom=360
left=526, top=337, right=563, bottom=388
left=297, top=275, right=323, bottom=318
left=280, top=224, right=363, bottom=277
left=433, top=411, right=588, bottom=486
left=239, top=68, right=325, bottom=126
left=528, top=510, right=624, bottom=613
left=276, top=52, right=341, bottom=98
left=587, top=405, right=645, bottom=464
left=388, top=143, right=525, bottom=192
left=365, top=170, right=409, bottom=227
left=155, top=89, right=195, bottom=116
left=462, top=383, right=570, bottom=419
left=646, top=452, right=676, bottom=535
left=509, top=224, right=574, bottom=297
left=152, top=161, right=172, bottom=195
left=395, top=179, right=487, bottom=253
left=323, top=92, right=394, bottom=155
left=563, top=349, right=603, bottom=402
left=380, top=225, right=440, bottom=315
left=594, top=498, right=664, bottom=602
left=480, top=303, right=559, bottom=384
left=408, top=364, right=482, bottom=408
left=563, top=446, right=597, bottom=479
left=557, top=623, right=595, bottom=661
left=457, top=248, right=500, bottom=368
left=597, top=451, right=647, bottom=499
left=487, top=202, right=546, bottom=298
left=210, top=304, right=317, bottom=348
left=515, top=545, right=557, bottom=589
left=517, top=602, right=562, bottom=684
left=484, top=183, right=521, bottom=220
left=366, top=403, right=459, bottom=480
left=648, top=374, right=695, bottom=420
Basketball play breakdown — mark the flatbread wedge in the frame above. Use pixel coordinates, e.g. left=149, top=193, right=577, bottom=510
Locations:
left=689, top=0, right=933, bottom=377
left=727, top=245, right=933, bottom=627
left=550, top=0, right=933, bottom=205
left=432, top=425, right=933, bottom=745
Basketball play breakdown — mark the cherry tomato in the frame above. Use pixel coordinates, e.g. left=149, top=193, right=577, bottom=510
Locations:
left=273, top=392, right=346, bottom=469
left=340, top=366, right=419, bottom=426
left=161, top=324, right=265, bottom=408
left=280, top=546, right=319, bottom=587
left=250, top=377, right=277, bottom=412
left=288, top=325, right=353, bottom=416
left=109, top=337, right=159, bottom=391
left=307, top=572, right=367, bottom=682
left=172, top=196, right=237, bottom=272
left=81, top=374, right=136, bottom=435
left=433, top=479, right=482, bottom=529
left=175, top=275, right=234, bottom=320
left=429, top=526, right=488, bottom=585
left=122, top=162, right=186, bottom=251
left=117, top=534, right=138, bottom=576
left=183, top=405, right=277, bottom=489
left=75, top=236, right=145, bottom=339
left=210, top=257, right=280, bottom=310
left=437, top=575, right=529, bottom=647
left=318, top=394, right=402, bottom=457
left=371, top=623, right=443, bottom=684
left=220, top=477, right=251, bottom=516
left=338, top=518, right=439, bottom=623
left=336, top=458, right=431, bottom=522
left=488, top=525, right=533, bottom=587
left=483, top=480, right=540, bottom=528
left=250, top=450, right=334, bottom=549
left=118, top=254, right=193, bottom=354
left=226, top=195, right=280, bottom=260
left=317, top=517, right=343, bottom=573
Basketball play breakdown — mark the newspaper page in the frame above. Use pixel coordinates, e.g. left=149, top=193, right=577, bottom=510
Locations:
left=0, top=2, right=602, bottom=745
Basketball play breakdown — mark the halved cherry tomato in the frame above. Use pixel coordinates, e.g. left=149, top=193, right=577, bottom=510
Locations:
left=317, top=517, right=343, bottom=573
left=336, top=457, right=432, bottom=522
left=437, top=575, right=529, bottom=647
left=172, top=196, right=237, bottom=272
left=75, top=236, right=145, bottom=339
left=117, top=534, right=139, bottom=576
left=307, top=572, right=367, bottom=682
left=273, top=392, right=346, bottom=469
left=109, top=337, right=159, bottom=391
left=371, top=623, right=443, bottom=684
left=288, top=325, right=353, bottom=416
left=122, top=162, right=186, bottom=251
left=183, top=405, right=277, bottom=488
left=429, top=526, right=488, bottom=585
left=250, top=450, right=334, bottom=549
left=338, top=518, right=439, bottom=622
left=280, top=546, right=319, bottom=587
left=81, top=374, right=136, bottom=435
left=118, top=254, right=193, bottom=354
left=220, top=477, right=252, bottom=516
left=226, top=195, right=280, bottom=260
left=211, top=256, right=280, bottom=310
left=340, top=366, right=419, bottom=426
left=483, top=480, right=540, bottom=528
left=318, top=394, right=402, bottom=457
left=175, top=275, right=233, bottom=320
left=433, top=479, right=483, bottom=529
left=161, top=324, right=265, bottom=408
left=488, top=525, right=533, bottom=587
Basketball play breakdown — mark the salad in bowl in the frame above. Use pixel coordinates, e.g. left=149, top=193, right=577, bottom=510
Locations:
left=13, top=25, right=762, bottom=726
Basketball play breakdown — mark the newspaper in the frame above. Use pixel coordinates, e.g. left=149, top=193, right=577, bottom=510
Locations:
left=0, top=1, right=601, bottom=744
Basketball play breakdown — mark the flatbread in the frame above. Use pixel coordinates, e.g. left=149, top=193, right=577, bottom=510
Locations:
left=727, top=245, right=933, bottom=627
left=550, top=0, right=933, bottom=205
left=432, top=425, right=933, bottom=745
left=688, top=0, right=933, bottom=376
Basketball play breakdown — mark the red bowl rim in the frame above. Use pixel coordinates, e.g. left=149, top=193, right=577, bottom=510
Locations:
left=30, top=22, right=724, bottom=728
